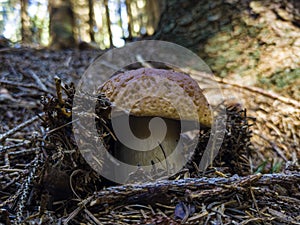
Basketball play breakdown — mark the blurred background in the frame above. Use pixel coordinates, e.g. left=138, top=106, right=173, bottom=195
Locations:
left=0, top=0, right=299, bottom=100
left=0, top=0, right=163, bottom=49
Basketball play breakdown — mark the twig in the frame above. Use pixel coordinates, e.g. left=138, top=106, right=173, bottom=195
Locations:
left=221, top=80, right=300, bottom=108
left=252, top=130, right=288, bottom=162
left=0, top=113, right=44, bottom=143
left=88, top=172, right=300, bottom=208
left=188, top=70, right=300, bottom=108
left=136, top=54, right=152, bottom=68
left=84, top=209, right=103, bottom=225
left=63, top=206, right=83, bottom=225
left=0, top=79, right=50, bottom=93
left=46, top=119, right=78, bottom=135
left=8, top=147, right=39, bottom=157
left=7, top=59, right=21, bottom=77
left=0, top=141, right=32, bottom=153
left=27, top=70, right=48, bottom=92
left=15, top=153, right=40, bottom=224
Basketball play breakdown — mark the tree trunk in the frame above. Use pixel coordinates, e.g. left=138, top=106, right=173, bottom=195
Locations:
left=88, top=0, right=95, bottom=42
left=20, top=0, right=31, bottom=44
left=48, top=0, right=76, bottom=49
left=145, top=0, right=163, bottom=35
left=104, top=0, right=113, bottom=47
left=125, top=0, right=133, bottom=40
left=153, top=0, right=300, bottom=100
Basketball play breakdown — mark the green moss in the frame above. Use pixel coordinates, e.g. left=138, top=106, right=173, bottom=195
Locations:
left=212, top=56, right=227, bottom=70
left=259, top=68, right=300, bottom=89
left=249, top=49, right=260, bottom=60
left=272, top=69, right=300, bottom=88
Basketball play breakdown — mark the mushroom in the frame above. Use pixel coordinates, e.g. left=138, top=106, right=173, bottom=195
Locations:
left=98, top=68, right=212, bottom=178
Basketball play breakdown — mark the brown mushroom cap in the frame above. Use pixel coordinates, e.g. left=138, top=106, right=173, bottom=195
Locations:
left=99, top=68, right=212, bottom=127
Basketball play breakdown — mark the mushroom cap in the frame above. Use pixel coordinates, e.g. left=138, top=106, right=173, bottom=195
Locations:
left=99, top=68, right=212, bottom=127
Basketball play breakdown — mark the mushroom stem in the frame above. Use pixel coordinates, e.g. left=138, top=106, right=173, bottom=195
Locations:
left=114, top=115, right=184, bottom=177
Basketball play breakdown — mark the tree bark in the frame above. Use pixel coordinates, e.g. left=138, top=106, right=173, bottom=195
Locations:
left=20, top=0, right=31, bottom=44
left=125, top=0, right=133, bottom=40
left=48, top=0, right=76, bottom=49
left=89, top=172, right=299, bottom=208
left=154, top=0, right=299, bottom=51
left=104, top=0, right=113, bottom=47
left=88, top=0, right=95, bottom=42
left=153, top=0, right=300, bottom=100
left=145, top=0, right=163, bottom=35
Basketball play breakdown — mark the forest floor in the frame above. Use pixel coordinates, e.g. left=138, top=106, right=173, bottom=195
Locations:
left=0, top=47, right=299, bottom=224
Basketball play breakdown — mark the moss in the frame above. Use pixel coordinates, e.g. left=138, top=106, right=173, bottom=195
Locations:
left=261, top=69, right=299, bottom=88
left=209, top=56, right=227, bottom=73
left=271, top=69, right=300, bottom=88
left=249, top=49, right=261, bottom=60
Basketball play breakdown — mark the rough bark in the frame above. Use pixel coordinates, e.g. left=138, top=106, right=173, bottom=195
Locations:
left=20, top=0, right=31, bottom=44
left=154, top=0, right=300, bottom=101
left=88, top=0, right=95, bottom=42
left=145, top=0, right=163, bottom=34
left=49, top=0, right=76, bottom=49
left=155, top=0, right=299, bottom=53
left=104, top=0, right=113, bottom=47
left=125, top=0, right=133, bottom=40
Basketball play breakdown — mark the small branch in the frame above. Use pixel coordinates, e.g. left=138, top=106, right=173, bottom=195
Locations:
left=0, top=113, right=44, bottom=143
left=252, top=130, right=288, bottom=162
left=220, top=78, right=300, bottom=108
left=27, top=70, right=48, bottom=92
left=136, top=54, right=152, bottom=68
left=0, top=141, right=32, bottom=153
left=89, top=172, right=299, bottom=208
left=0, top=79, right=50, bottom=93
left=188, top=70, right=300, bottom=108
